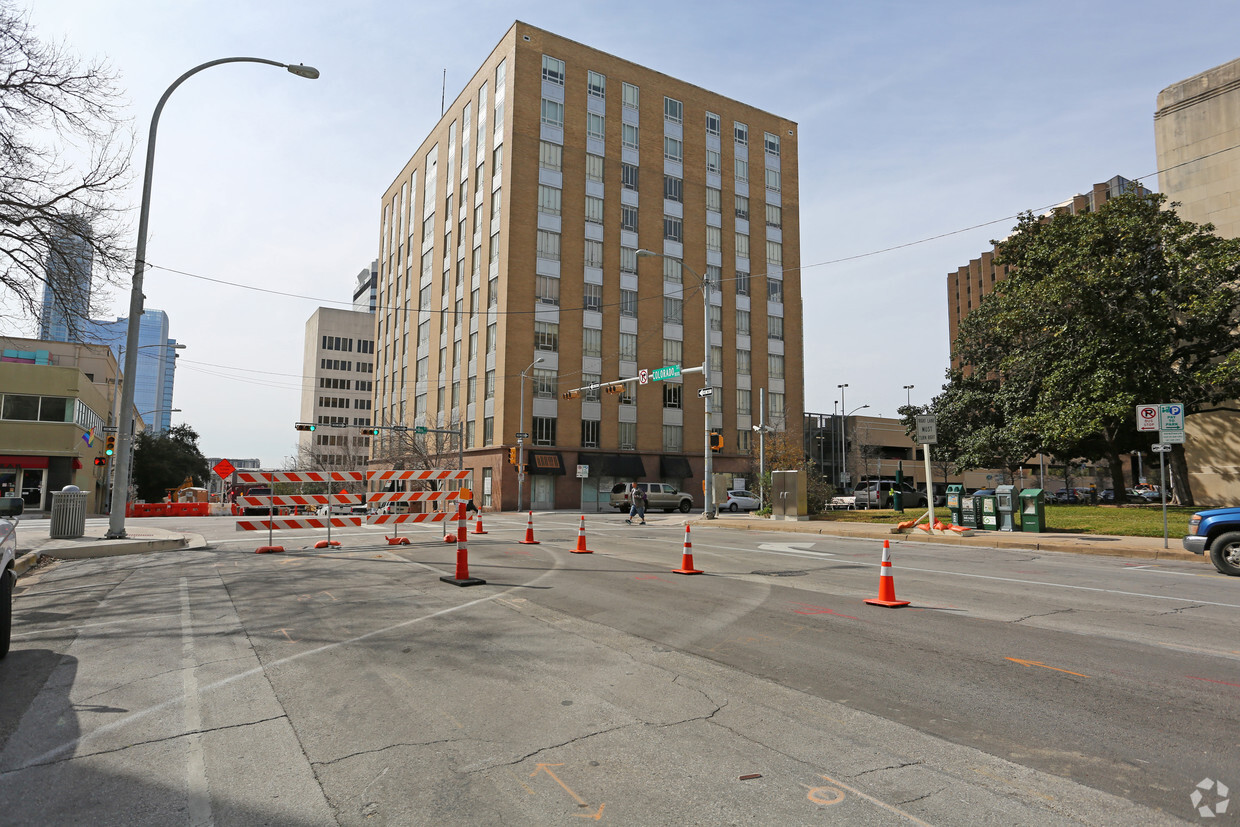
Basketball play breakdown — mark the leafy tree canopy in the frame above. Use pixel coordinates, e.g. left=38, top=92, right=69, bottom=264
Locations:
left=132, top=424, right=209, bottom=502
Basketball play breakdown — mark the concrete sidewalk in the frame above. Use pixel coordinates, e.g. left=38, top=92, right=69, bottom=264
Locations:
left=11, top=517, right=206, bottom=575
left=702, top=512, right=1200, bottom=563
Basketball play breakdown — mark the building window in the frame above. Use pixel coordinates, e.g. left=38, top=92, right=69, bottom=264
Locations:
left=587, top=70, right=605, bottom=99
left=537, top=230, right=560, bottom=260
left=768, top=279, right=784, bottom=303
left=535, top=322, right=560, bottom=351
left=619, top=332, right=637, bottom=360
left=485, top=370, right=495, bottom=399
left=620, top=246, right=637, bottom=273
left=711, top=345, right=723, bottom=373
left=583, top=282, right=602, bottom=312
left=587, top=112, right=605, bottom=141
left=709, top=303, right=722, bottom=331
left=766, top=203, right=782, bottom=228
left=541, top=98, right=564, bottom=128
left=663, top=338, right=683, bottom=365
left=764, top=131, right=780, bottom=156
left=769, top=392, right=785, bottom=421
left=706, top=187, right=721, bottom=213
left=492, top=144, right=503, bottom=177
left=737, top=349, right=751, bottom=375
left=664, top=136, right=682, bottom=162
left=539, top=141, right=562, bottom=171
left=664, top=96, right=682, bottom=123
left=663, top=215, right=682, bottom=242
left=737, top=430, right=751, bottom=452
left=482, top=466, right=492, bottom=504
left=585, top=153, right=604, bottom=183
left=768, top=352, right=785, bottom=379
left=737, top=388, right=751, bottom=415
left=484, top=417, right=494, bottom=446
left=491, top=187, right=502, bottom=220
left=622, top=82, right=639, bottom=109
left=734, top=121, right=748, bottom=145
left=705, top=225, right=721, bottom=252
left=533, top=417, right=556, bottom=446
left=619, top=379, right=635, bottom=406
left=768, top=315, right=784, bottom=341
left=736, top=270, right=750, bottom=296
left=765, top=167, right=781, bottom=192
left=734, top=158, right=748, bottom=183
left=620, top=205, right=638, bottom=231
left=542, top=55, right=565, bottom=85
left=736, top=308, right=750, bottom=335
left=663, top=296, right=683, bottom=324
left=620, top=288, right=638, bottom=317
left=581, top=419, right=600, bottom=448
left=663, top=424, right=683, bottom=452
left=705, top=111, right=720, bottom=136
left=621, top=163, right=639, bottom=191
left=735, top=233, right=750, bottom=259
left=487, top=322, right=497, bottom=352
left=735, top=194, right=749, bottom=220
left=533, top=368, right=557, bottom=398
left=618, top=421, right=636, bottom=450
left=583, top=239, right=603, bottom=268
left=663, top=383, right=682, bottom=409
left=536, top=275, right=560, bottom=305
left=583, top=373, right=601, bottom=401
left=663, top=257, right=681, bottom=283
left=582, top=327, right=602, bottom=357
left=705, top=149, right=721, bottom=174
left=767, top=240, right=782, bottom=267
left=664, top=175, right=683, bottom=202
left=585, top=196, right=604, bottom=225
left=621, top=122, right=639, bottom=149
left=538, top=185, right=561, bottom=216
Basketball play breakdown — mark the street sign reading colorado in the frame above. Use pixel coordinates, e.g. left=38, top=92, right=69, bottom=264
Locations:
left=651, top=365, right=681, bottom=382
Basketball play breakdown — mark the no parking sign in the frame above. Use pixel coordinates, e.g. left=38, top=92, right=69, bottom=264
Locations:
left=1136, top=405, right=1159, bottom=432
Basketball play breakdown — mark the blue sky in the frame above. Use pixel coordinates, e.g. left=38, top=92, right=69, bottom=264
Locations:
left=17, top=0, right=1240, bottom=466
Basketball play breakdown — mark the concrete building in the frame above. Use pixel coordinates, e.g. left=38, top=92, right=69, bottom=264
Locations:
left=0, top=337, right=140, bottom=512
left=375, top=22, right=802, bottom=511
left=1155, top=57, right=1240, bottom=505
left=299, top=307, right=376, bottom=470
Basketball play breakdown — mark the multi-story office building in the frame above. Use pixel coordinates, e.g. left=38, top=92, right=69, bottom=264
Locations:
left=38, top=220, right=95, bottom=343
left=299, top=307, right=376, bottom=469
left=1155, top=56, right=1240, bottom=505
left=85, top=310, right=181, bottom=433
left=354, top=260, right=379, bottom=313
left=375, top=22, right=802, bottom=511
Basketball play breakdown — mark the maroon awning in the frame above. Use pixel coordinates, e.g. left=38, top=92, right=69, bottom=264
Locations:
left=0, top=455, right=49, bottom=469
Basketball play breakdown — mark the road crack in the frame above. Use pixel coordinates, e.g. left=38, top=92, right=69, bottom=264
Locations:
left=851, top=759, right=925, bottom=777
left=312, top=737, right=476, bottom=767
left=1010, top=608, right=1073, bottom=624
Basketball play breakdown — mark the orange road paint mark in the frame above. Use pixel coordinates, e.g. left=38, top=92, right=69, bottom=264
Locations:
left=573, top=802, right=605, bottom=820
left=1005, top=657, right=1089, bottom=678
left=275, top=628, right=298, bottom=643
left=805, top=784, right=845, bottom=806
left=506, top=768, right=537, bottom=795
left=813, top=774, right=934, bottom=825
left=791, top=602, right=859, bottom=620
left=1187, top=675, right=1240, bottom=689
left=530, top=763, right=587, bottom=806
left=320, top=591, right=337, bottom=601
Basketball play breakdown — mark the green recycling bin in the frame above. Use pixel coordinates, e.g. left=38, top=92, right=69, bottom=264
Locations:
left=976, top=494, right=998, bottom=530
left=946, top=484, right=964, bottom=525
left=1019, top=489, right=1045, bottom=533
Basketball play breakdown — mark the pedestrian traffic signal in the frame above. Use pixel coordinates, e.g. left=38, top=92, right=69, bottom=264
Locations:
left=105, top=435, right=116, bottom=456
left=710, top=430, right=723, bottom=453
left=94, top=457, right=107, bottom=467
left=294, top=422, right=316, bottom=431
left=508, top=447, right=518, bottom=465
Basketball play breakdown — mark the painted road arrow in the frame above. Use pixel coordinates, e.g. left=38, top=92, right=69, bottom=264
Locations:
left=757, top=542, right=831, bottom=556
left=1006, top=657, right=1090, bottom=678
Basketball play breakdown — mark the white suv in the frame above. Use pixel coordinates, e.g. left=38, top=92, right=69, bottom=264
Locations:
left=1, top=495, right=24, bottom=658
left=609, top=483, right=694, bottom=513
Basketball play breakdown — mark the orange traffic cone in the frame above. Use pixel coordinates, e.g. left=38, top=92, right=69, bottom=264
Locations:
left=672, top=525, right=703, bottom=575
left=865, top=540, right=910, bottom=607
left=571, top=515, right=593, bottom=554
left=520, top=511, right=540, bottom=544
left=439, top=508, right=486, bottom=587
left=472, top=514, right=488, bottom=535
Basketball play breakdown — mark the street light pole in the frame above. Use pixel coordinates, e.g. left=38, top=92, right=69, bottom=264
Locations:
left=842, top=403, right=869, bottom=488
left=637, top=250, right=715, bottom=518
left=837, top=384, right=848, bottom=488
left=903, top=384, right=914, bottom=409
left=106, top=57, right=318, bottom=539
left=517, top=356, right=544, bottom=512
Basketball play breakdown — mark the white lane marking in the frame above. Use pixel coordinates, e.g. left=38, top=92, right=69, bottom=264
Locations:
left=180, top=578, right=212, bottom=826
left=11, top=611, right=181, bottom=639
left=757, top=542, right=830, bottom=555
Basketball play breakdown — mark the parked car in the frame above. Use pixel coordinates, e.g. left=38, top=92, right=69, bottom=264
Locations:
left=1099, top=489, right=1115, bottom=503
left=1049, top=489, right=1079, bottom=504
left=609, top=483, right=694, bottom=513
left=970, top=488, right=997, bottom=498
left=854, top=481, right=928, bottom=509
left=1183, top=507, right=1240, bottom=575
left=717, top=490, right=759, bottom=512
left=1, top=495, right=24, bottom=658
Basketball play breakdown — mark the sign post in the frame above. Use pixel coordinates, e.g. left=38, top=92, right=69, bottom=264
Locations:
left=576, top=464, right=589, bottom=511
left=915, top=416, right=937, bottom=529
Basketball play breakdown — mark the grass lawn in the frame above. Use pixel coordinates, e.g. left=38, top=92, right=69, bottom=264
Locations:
left=812, top=504, right=1198, bottom=538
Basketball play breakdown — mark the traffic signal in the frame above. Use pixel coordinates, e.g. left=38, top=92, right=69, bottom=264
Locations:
left=605, top=384, right=623, bottom=394
left=710, top=431, right=723, bottom=453
left=94, top=457, right=107, bottom=467
left=361, top=427, right=380, bottom=436
left=294, top=422, right=316, bottom=431
left=508, top=447, right=518, bottom=465
left=561, top=390, right=579, bottom=400
left=105, top=435, right=116, bottom=456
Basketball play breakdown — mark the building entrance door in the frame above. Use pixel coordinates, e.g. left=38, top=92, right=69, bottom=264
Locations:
left=532, top=476, right=555, bottom=511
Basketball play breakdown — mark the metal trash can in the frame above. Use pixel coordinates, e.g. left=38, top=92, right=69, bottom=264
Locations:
left=50, top=486, right=88, bottom=539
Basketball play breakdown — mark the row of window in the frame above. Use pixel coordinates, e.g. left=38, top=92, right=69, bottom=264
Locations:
left=314, top=415, right=372, bottom=427
left=321, top=336, right=375, bottom=354
left=318, top=397, right=372, bottom=410
left=320, top=358, right=373, bottom=373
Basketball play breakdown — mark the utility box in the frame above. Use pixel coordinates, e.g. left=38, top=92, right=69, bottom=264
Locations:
left=946, top=484, right=964, bottom=525
left=771, top=470, right=808, bottom=521
left=1019, top=489, right=1046, bottom=533
left=975, top=493, right=998, bottom=530
left=995, top=485, right=1020, bottom=532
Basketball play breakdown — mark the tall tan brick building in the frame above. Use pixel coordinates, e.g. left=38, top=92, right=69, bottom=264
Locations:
left=375, top=22, right=802, bottom=510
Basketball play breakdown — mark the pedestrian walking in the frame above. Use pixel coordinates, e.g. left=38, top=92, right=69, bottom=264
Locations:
left=626, top=484, right=647, bottom=525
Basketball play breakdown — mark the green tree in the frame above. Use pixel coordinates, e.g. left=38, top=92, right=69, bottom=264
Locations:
left=952, top=192, right=1240, bottom=505
left=132, top=424, right=209, bottom=502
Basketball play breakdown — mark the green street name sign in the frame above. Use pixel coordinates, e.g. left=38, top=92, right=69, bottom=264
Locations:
left=414, top=426, right=428, bottom=434
left=651, top=365, right=681, bottom=382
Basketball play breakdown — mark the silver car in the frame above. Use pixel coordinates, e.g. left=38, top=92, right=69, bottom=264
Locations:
left=1, top=496, right=24, bottom=658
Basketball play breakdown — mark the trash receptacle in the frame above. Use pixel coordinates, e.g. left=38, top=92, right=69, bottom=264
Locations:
left=50, top=486, right=88, bottom=539
left=946, top=484, right=964, bottom=525
left=995, top=485, right=1020, bottom=532
left=977, top=494, right=998, bottom=530
left=1019, top=489, right=1045, bottom=533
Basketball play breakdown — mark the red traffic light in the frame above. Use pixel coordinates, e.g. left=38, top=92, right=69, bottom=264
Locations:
left=94, top=457, right=107, bottom=467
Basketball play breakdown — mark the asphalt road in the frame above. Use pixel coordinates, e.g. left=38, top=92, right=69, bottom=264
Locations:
left=1, top=512, right=1235, bottom=825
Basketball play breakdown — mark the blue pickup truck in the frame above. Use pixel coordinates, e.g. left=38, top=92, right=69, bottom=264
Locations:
left=1182, top=507, right=1240, bottom=576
